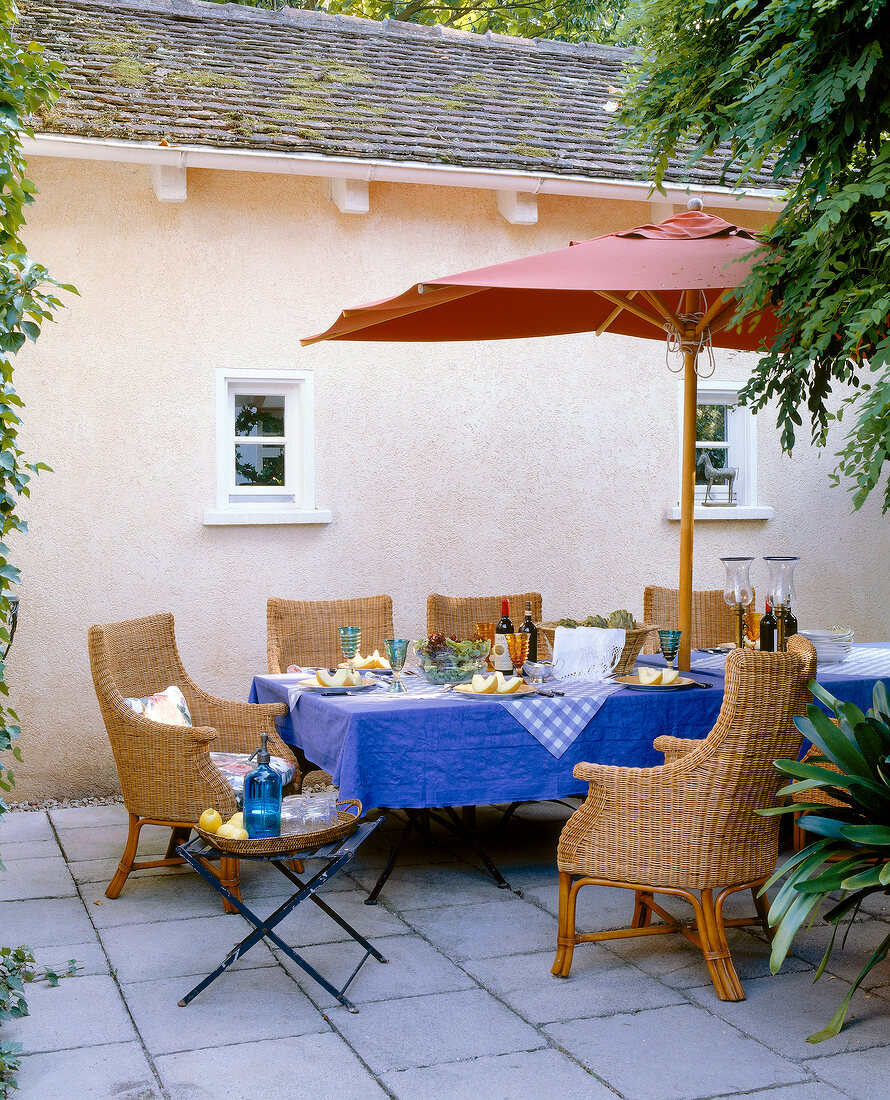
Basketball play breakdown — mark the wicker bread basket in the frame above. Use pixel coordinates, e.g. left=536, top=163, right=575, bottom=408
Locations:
left=537, top=622, right=660, bottom=677
left=197, top=800, right=363, bottom=856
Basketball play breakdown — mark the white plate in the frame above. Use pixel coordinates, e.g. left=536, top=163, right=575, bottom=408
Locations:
left=800, top=629, right=854, bottom=640
left=452, top=683, right=539, bottom=699
left=615, top=674, right=694, bottom=691
left=297, top=678, right=378, bottom=693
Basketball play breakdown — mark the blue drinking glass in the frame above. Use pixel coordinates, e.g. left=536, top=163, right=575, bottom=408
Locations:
left=384, top=638, right=410, bottom=693
left=338, top=625, right=362, bottom=677
left=658, top=629, right=682, bottom=670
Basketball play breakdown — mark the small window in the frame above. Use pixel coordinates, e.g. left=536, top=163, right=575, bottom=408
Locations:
left=671, top=380, right=772, bottom=520
left=204, top=369, right=331, bottom=526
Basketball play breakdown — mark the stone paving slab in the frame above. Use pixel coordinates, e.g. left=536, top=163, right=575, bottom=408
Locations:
left=276, top=932, right=475, bottom=1008
left=265, top=888, right=413, bottom=947
left=48, top=804, right=130, bottom=829
left=381, top=1048, right=617, bottom=1099
left=155, top=1033, right=387, bottom=1099
left=462, top=947, right=687, bottom=1024
left=804, top=1042, right=890, bottom=1099
left=2, top=975, right=138, bottom=1053
left=0, top=897, right=97, bottom=947
left=522, top=878, right=638, bottom=930
left=16, top=1041, right=163, bottom=1100
left=79, top=875, right=238, bottom=927
left=545, top=1001, right=812, bottom=1100
left=0, top=856, right=77, bottom=901
left=67, top=855, right=193, bottom=886
left=348, top=860, right=518, bottom=910
left=0, top=810, right=53, bottom=842
left=327, top=987, right=547, bottom=1074
left=57, top=823, right=170, bottom=864
left=784, top=915, right=890, bottom=989
left=122, top=967, right=328, bottom=1056
left=730, top=1083, right=853, bottom=1100
left=45, top=940, right=110, bottom=977
left=685, top=970, right=890, bottom=1059
left=0, top=839, right=62, bottom=860
left=100, top=912, right=278, bottom=983
left=400, top=894, right=557, bottom=961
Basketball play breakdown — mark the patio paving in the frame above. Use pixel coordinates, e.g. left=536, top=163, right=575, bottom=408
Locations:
left=2, top=803, right=890, bottom=1099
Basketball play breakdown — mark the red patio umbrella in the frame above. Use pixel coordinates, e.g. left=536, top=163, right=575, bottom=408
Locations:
left=303, top=207, right=778, bottom=669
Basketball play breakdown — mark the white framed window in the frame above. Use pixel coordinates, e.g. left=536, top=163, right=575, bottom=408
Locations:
left=203, top=368, right=331, bottom=526
left=668, top=379, right=773, bottom=521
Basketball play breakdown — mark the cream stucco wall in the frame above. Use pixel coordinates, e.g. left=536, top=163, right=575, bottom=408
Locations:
left=10, top=157, right=890, bottom=799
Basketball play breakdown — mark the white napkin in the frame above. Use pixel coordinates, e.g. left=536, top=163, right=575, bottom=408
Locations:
left=552, top=626, right=625, bottom=681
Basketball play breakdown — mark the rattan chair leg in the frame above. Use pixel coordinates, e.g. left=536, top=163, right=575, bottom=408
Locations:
left=631, top=890, right=654, bottom=928
left=699, top=888, right=745, bottom=1002
left=218, top=857, right=240, bottom=915
left=551, top=871, right=576, bottom=977
left=105, top=813, right=144, bottom=898
left=165, top=826, right=192, bottom=859
left=750, top=887, right=772, bottom=939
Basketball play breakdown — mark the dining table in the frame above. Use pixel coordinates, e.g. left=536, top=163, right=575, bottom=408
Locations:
left=249, top=643, right=890, bottom=814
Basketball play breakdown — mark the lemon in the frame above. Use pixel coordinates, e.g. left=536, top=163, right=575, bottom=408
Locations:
left=226, top=812, right=243, bottom=828
left=198, top=808, right=222, bottom=833
left=216, top=823, right=248, bottom=840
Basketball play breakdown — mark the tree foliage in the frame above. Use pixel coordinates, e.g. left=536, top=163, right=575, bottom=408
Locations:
left=210, top=0, right=634, bottom=44
left=619, top=0, right=890, bottom=511
left=0, top=1, right=74, bottom=1093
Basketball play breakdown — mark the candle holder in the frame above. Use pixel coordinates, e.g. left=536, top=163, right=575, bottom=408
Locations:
left=764, top=556, right=799, bottom=652
left=720, top=557, right=754, bottom=649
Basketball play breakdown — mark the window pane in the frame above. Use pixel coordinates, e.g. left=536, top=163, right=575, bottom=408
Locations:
left=235, top=395, right=285, bottom=438
left=235, top=444, right=285, bottom=486
left=696, top=446, right=733, bottom=485
left=696, top=404, right=727, bottom=443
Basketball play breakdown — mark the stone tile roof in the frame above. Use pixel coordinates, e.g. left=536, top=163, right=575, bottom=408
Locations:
left=19, top=0, right=777, bottom=190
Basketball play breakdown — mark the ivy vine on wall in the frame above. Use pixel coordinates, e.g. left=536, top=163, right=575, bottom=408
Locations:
left=0, top=3, right=75, bottom=1093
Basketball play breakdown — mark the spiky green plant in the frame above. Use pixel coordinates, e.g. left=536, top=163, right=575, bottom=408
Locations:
left=607, top=609, right=637, bottom=630
left=760, top=680, right=890, bottom=1042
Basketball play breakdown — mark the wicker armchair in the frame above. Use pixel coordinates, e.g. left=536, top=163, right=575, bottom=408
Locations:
left=642, top=585, right=754, bottom=653
left=552, top=636, right=817, bottom=1002
left=267, top=595, right=394, bottom=672
left=89, top=612, right=297, bottom=911
left=426, top=592, right=543, bottom=638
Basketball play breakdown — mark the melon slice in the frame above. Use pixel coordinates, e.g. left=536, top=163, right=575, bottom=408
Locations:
left=346, top=669, right=365, bottom=686
left=498, top=676, right=525, bottom=694
left=661, top=668, right=680, bottom=685
left=472, top=673, right=498, bottom=694
left=637, top=667, right=662, bottom=686
left=316, top=669, right=338, bottom=687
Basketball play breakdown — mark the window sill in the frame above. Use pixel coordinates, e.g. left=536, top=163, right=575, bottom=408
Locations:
left=203, top=508, right=333, bottom=526
left=666, top=505, right=774, bottom=521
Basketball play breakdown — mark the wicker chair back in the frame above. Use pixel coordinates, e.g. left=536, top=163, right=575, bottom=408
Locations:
left=642, top=585, right=754, bottom=653
left=267, top=595, right=394, bottom=672
left=426, top=592, right=543, bottom=640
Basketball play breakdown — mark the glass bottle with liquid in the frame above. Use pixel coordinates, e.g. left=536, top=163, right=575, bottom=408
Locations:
left=519, top=601, right=538, bottom=663
left=243, top=732, right=282, bottom=839
left=760, top=598, right=777, bottom=653
left=493, top=598, right=514, bottom=674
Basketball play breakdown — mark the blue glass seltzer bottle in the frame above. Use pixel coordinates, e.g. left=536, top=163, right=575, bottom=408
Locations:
left=243, top=732, right=282, bottom=839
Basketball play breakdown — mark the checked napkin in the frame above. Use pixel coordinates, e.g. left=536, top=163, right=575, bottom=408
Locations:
left=501, top=679, right=623, bottom=759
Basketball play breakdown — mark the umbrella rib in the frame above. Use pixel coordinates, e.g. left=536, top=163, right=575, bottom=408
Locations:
left=595, top=291, right=638, bottom=336
left=640, top=291, right=682, bottom=332
left=597, top=291, right=670, bottom=332
left=693, top=293, right=735, bottom=336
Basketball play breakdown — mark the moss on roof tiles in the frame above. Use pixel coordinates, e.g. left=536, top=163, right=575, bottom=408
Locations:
left=18, top=0, right=779, bottom=190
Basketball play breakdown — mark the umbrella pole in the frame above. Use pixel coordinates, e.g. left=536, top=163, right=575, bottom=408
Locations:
left=678, top=336, right=698, bottom=671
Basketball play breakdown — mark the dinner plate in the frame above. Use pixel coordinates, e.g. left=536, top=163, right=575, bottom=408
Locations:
left=452, top=683, right=539, bottom=699
left=615, top=674, right=694, bottom=691
left=297, top=678, right=378, bottom=693
left=799, top=628, right=854, bottom=640
left=337, top=663, right=393, bottom=675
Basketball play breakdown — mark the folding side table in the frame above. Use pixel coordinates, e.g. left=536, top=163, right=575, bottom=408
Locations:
left=177, top=817, right=386, bottom=1013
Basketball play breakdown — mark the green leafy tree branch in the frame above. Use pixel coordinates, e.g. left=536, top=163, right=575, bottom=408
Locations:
left=618, top=0, right=890, bottom=510
left=0, top=1, right=75, bottom=1092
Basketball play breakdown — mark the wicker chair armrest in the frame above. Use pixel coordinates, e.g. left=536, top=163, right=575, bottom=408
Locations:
left=653, top=734, right=702, bottom=763
left=187, top=693, right=296, bottom=767
left=572, top=760, right=664, bottom=788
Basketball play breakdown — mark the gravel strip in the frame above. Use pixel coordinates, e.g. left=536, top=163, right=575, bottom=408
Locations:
left=5, top=794, right=124, bottom=812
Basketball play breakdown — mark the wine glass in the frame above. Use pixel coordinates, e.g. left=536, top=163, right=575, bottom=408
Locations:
left=474, top=621, right=496, bottom=670
left=658, top=629, right=682, bottom=671
left=384, top=638, right=410, bottom=694
left=338, top=625, right=361, bottom=678
left=506, top=633, right=530, bottom=677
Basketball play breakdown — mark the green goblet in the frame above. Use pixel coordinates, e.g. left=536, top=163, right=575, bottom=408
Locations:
left=338, top=625, right=362, bottom=677
left=384, top=638, right=410, bottom=693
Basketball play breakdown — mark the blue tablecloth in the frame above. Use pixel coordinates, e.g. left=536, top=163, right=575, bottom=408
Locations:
left=249, top=644, right=890, bottom=811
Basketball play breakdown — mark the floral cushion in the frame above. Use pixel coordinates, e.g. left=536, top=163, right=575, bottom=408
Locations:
left=124, top=685, right=192, bottom=727
left=209, top=752, right=297, bottom=799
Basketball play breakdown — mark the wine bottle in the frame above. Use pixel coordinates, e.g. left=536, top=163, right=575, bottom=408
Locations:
left=760, top=598, right=776, bottom=653
left=519, top=600, right=538, bottom=663
left=493, top=598, right=514, bottom=674
left=784, top=606, right=798, bottom=639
